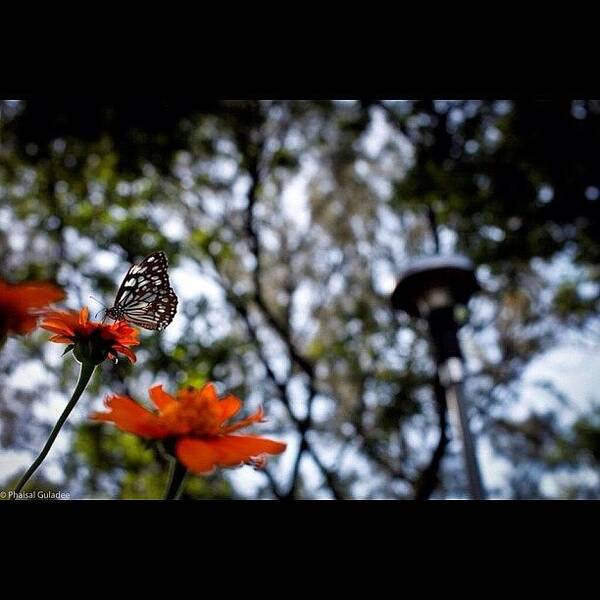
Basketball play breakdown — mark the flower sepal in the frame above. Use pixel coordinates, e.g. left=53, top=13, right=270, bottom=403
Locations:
left=72, top=329, right=112, bottom=365
left=62, top=344, right=75, bottom=357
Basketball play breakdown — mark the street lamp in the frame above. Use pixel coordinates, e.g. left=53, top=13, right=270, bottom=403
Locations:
left=391, top=254, right=486, bottom=500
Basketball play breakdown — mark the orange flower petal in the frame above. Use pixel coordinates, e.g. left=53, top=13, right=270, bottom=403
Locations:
left=40, top=314, right=77, bottom=336
left=221, top=406, right=265, bottom=434
left=113, top=336, right=140, bottom=346
left=40, top=322, right=75, bottom=336
left=176, top=435, right=286, bottom=474
left=8, top=315, right=38, bottom=335
left=91, top=395, right=169, bottom=438
left=199, top=382, right=219, bottom=404
left=149, top=385, right=176, bottom=410
left=214, top=435, right=287, bottom=461
left=0, top=282, right=65, bottom=310
left=112, top=345, right=137, bottom=363
left=20, top=283, right=64, bottom=306
left=79, top=307, right=90, bottom=324
left=219, top=394, right=242, bottom=423
left=0, top=282, right=64, bottom=337
left=49, top=334, right=74, bottom=343
left=175, top=438, right=219, bottom=474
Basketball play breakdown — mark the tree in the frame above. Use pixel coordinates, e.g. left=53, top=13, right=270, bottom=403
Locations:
left=1, top=99, right=599, bottom=499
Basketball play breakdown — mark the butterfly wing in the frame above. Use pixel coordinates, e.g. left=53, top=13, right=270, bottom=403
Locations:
left=109, top=251, right=178, bottom=331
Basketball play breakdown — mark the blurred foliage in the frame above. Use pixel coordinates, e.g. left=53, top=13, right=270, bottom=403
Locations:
left=391, top=99, right=600, bottom=266
left=1, top=99, right=600, bottom=499
left=67, top=424, right=233, bottom=499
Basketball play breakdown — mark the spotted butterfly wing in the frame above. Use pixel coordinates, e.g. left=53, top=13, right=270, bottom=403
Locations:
left=106, top=252, right=178, bottom=331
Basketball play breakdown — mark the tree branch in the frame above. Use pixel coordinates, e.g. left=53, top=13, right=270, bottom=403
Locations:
left=240, top=132, right=332, bottom=498
left=228, top=292, right=343, bottom=499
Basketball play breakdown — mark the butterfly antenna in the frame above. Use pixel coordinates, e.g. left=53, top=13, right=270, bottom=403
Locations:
left=89, top=295, right=107, bottom=309
left=89, top=296, right=108, bottom=320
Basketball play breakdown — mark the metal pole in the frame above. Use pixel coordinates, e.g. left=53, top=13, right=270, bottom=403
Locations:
left=440, top=357, right=486, bottom=500
left=390, top=254, right=485, bottom=499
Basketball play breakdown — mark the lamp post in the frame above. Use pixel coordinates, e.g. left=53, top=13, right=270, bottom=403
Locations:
left=391, top=254, right=486, bottom=500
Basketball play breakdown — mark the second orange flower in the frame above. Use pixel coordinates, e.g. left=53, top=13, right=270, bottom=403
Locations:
left=91, top=383, right=287, bottom=475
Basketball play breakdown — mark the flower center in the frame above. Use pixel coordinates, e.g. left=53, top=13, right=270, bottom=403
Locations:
left=160, top=393, right=222, bottom=437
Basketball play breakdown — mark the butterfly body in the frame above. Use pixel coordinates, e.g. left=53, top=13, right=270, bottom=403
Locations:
left=106, top=251, right=178, bottom=331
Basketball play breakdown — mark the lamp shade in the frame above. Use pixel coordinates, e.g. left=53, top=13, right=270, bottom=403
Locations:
left=391, top=255, right=480, bottom=318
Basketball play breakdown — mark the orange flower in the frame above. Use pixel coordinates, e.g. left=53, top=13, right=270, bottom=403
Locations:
left=91, top=383, right=287, bottom=475
left=41, top=307, right=139, bottom=364
left=0, top=280, right=65, bottom=338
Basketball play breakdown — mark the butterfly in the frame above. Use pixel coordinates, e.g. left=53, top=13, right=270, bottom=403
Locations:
left=104, top=251, right=178, bottom=331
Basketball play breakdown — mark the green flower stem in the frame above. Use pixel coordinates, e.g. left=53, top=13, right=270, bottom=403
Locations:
left=13, top=359, right=96, bottom=496
left=164, top=458, right=188, bottom=500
